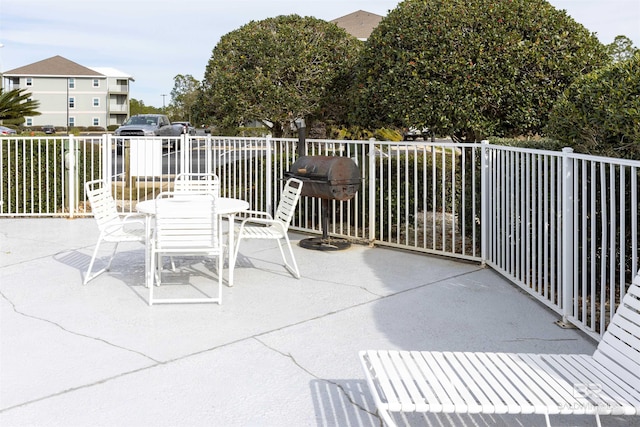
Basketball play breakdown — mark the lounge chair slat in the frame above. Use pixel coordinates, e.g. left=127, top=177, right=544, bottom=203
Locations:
left=359, top=271, right=640, bottom=427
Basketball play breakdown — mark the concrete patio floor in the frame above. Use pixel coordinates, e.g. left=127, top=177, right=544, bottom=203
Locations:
left=0, top=218, right=636, bottom=427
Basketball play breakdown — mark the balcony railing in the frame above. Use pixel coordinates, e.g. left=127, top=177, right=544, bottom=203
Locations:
left=1, top=134, right=638, bottom=340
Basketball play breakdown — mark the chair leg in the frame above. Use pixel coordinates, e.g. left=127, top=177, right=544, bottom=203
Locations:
left=148, top=247, right=157, bottom=305
left=84, top=239, right=118, bottom=284
left=104, top=241, right=120, bottom=271
left=84, top=239, right=103, bottom=285
left=278, top=236, right=300, bottom=279
left=217, top=252, right=223, bottom=302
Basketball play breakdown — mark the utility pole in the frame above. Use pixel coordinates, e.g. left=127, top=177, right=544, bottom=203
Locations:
left=161, top=94, right=167, bottom=111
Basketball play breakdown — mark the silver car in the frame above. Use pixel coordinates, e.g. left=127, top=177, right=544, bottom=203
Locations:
left=0, top=125, right=17, bottom=136
left=174, top=121, right=196, bottom=136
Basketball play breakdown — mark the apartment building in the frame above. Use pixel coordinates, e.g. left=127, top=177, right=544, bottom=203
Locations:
left=2, top=55, right=134, bottom=129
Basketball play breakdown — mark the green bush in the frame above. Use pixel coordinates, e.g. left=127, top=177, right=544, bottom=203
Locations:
left=545, top=53, right=640, bottom=159
left=1, top=139, right=64, bottom=213
left=354, top=0, right=608, bottom=140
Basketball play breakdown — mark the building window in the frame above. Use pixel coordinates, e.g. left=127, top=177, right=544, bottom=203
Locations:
left=93, top=79, right=100, bottom=88
left=93, top=118, right=100, bottom=126
left=69, top=97, right=75, bottom=109
left=68, top=117, right=75, bottom=128
left=68, top=78, right=75, bottom=89
left=26, top=117, right=33, bottom=126
left=26, top=78, right=32, bottom=86
left=93, top=97, right=100, bottom=107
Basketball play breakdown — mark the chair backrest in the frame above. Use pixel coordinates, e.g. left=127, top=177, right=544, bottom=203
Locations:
left=593, top=270, right=640, bottom=390
left=85, top=179, right=121, bottom=230
left=173, top=173, right=220, bottom=197
left=154, top=192, right=219, bottom=251
left=274, top=178, right=303, bottom=229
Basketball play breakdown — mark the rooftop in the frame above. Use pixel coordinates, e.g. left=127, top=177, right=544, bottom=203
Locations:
left=2, top=55, right=102, bottom=77
left=331, top=10, right=383, bottom=41
left=0, top=218, right=635, bottom=426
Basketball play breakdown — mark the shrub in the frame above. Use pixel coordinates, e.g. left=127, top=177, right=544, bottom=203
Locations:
left=354, top=0, right=608, bottom=140
left=545, top=53, right=640, bottom=159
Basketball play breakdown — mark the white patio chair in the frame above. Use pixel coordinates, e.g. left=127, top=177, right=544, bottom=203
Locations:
left=233, top=177, right=303, bottom=279
left=84, top=179, right=145, bottom=284
left=149, top=192, right=223, bottom=304
left=173, top=172, right=220, bottom=197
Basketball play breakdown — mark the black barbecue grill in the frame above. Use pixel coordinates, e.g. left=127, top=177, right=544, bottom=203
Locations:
left=285, top=155, right=361, bottom=250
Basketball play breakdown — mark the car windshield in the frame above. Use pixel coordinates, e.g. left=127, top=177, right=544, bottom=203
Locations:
left=125, top=116, right=150, bottom=125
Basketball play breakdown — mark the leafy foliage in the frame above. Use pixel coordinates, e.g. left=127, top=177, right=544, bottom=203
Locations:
left=129, top=98, right=163, bottom=116
left=545, top=52, right=640, bottom=159
left=0, top=88, right=40, bottom=122
left=353, top=0, right=608, bottom=141
left=197, top=14, right=362, bottom=136
left=169, top=74, right=200, bottom=123
left=606, top=35, right=639, bottom=63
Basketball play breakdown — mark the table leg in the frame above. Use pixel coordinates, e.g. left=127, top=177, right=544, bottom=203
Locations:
left=227, top=213, right=236, bottom=287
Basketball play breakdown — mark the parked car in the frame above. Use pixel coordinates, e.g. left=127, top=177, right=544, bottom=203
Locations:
left=114, top=114, right=184, bottom=150
left=42, top=125, right=56, bottom=134
left=173, top=121, right=196, bottom=136
left=0, top=125, right=17, bottom=135
left=402, top=127, right=430, bottom=141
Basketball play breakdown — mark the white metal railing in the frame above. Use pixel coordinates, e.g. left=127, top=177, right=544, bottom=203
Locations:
left=1, top=134, right=638, bottom=339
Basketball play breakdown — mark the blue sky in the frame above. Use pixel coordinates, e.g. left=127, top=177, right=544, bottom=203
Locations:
left=1, top=0, right=638, bottom=108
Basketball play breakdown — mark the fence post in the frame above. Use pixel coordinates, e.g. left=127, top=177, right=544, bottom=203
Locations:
left=65, top=134, right=78, bottom=217
left=103, top=134, right=111, bottom=186
left=266, top=134, right=273, bottom=215
left=368, top=138, right=377, bottom=246
left=480, top=140, right=489, bottom=265
left=560, top=147, right=575, bottom=326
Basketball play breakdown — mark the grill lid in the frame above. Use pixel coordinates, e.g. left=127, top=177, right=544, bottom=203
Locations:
left=288, top=156, right=360, bottom=184
left=286, top=155, right=361, bottom=201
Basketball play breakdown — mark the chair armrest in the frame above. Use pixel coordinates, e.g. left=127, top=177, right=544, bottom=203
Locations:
left=119, top=215, right=146, bottom=231
left=238, top=216, right=287, bottom=234
left=121, top=212, right=146, bottom=221
left=242, top=210, right=274, bottom=220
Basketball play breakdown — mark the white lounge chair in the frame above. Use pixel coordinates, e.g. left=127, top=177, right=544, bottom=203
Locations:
left=360, top=271, right=640, bottom=427
left=84, top=179, right=145, bottom=284
left=149, top=192, right=223, bottom=305
left=233, top=177, right=303, bottom=279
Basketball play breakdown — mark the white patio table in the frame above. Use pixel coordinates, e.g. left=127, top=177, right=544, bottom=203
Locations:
left=136, top=197, right=250, bottom=288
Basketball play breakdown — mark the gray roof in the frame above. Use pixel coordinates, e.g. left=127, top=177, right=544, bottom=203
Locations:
left=3, top=55, right=104, bottom=77
left=331, top=10, right=383, bottom=40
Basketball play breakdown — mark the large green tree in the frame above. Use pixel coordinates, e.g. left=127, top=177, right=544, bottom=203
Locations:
left=169, top=74, right=200, bottom=123
left=353, top=0, right=609, bottom=141
left=197, top=14, right=362, bottom=136
left=0, top=88, right=40, bottom=123
left=545, top=52, right=640, bottom=159
left=129, top=98, right=162, bottom=116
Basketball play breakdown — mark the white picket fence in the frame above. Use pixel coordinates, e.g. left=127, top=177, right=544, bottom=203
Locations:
left=1, top=134, right=638, bottom=340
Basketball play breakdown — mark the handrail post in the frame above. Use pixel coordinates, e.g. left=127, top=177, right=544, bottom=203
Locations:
left=368, top=138, right=377, bottom=246
left=561, top=147, right=575, bottom=325
left=103, top=134, right=111, bottom=186
left=65, top=134, right=77, bottom=217
left=480, top=140, right=489, bottom=265
left=266, top=134, right=273, bottom=215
